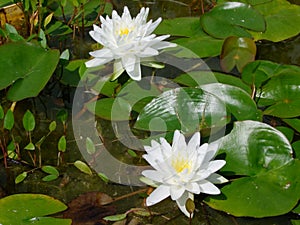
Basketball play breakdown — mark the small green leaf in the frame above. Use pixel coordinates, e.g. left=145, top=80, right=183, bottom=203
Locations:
left=58, top=136, right=66, bottom=152
left=38, top=29, right=47, bottom=49
left=98, top=172, right=109, bottom=183
left=42, top=174, right=59, bottom=182
left=86, top=137, right=96, bottom=154
left=44, top=12, right=54, bottom=28
left=15, top=172, right=27, bottom=184
left=132, top=208, right=152, bottom=217
left=103, top=213, right=127, bottom=221
left=24, top=142, right=35, bottom=151
left=127, top=149, right=137, bottom=158
left=42, top=166, right=59, bottom=176
left=49, top=121, right=57, bottom=132
left=23, top=110, right=35, bottom=132
left=74, top=160, right=92, bottom=175
left=4, top=109, right=14, bottom=130
left=0, top=104, right=4, bottom=119
left=56, top=109, right=68, bottom=123
left=60, top=49, right=70, bottom=61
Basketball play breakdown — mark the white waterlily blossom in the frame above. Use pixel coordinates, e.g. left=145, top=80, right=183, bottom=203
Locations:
left=85, top=6, right=176, bottom=81
left=142, top=130, right=228, bottom=217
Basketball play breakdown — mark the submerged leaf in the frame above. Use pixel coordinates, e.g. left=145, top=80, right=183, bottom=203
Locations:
left=74, top=160, right=92, bottom=175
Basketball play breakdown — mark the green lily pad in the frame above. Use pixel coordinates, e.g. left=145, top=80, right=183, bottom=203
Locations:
left=200, top=83, right=261, bottom=121
left=257, top=73, right=300, bottom=118
left=217, top=120, right=293, bottom=175
left=206, top=160, right=300, bottom=217
left=135, top=87, right=228, bottom=134
left=0, top=194, right=71, bottom=224
left=250, top=0, right=300, bottom=42
left=174, top=71, right=252, bottom=94
left=86, top=97, right=132, bottom=121
left=0, top=41, right=60, bottom=101
left=220, top=36, right=256, bottom=72
left=205, top=121, right=298, bottom=217
left=155, top=17, right=224, bottom=57
left=200, top=2, right=266, bottom=39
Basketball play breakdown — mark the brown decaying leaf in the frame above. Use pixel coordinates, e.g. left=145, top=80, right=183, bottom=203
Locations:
left=63, top=192, right=116, bottom=225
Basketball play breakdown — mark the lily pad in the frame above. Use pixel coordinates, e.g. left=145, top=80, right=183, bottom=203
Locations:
left=0, top=194, right=71, bottom=224
left=257, top=73, right=300, bottom=118
left=135, top=87, right=228, bottom=134
left=205, top=121, right=299, bottom=217
left=200, top=2, right=266, bottom=39
left=250, top=0, right=300, bottom=42
left=0, top=41, right=60, bottom=101
left=220, top=36, right=256, bottom=72
left=155, top=17, right=224, bottom=57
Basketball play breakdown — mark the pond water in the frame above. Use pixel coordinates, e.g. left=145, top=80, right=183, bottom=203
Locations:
left=1, top=0, right=300, bottom=224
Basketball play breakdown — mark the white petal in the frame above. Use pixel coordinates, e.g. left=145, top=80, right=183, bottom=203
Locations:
left=138, top=47, right=159, bottom=57
left=152, top=40, right=177, bottom=50
left=207, top=173, right=228, bottom=184
left=89, top=48, right=113, bottom=58
left=85, top=57, right=111, bottom=68
left=123, top=57, right=141, bottom=80
left=198, top=180, right=221, bottom=195
left=176, top=191, right=194, bottom=217
left=146, top=185, right=170, bottom=206
left=185, top=182, right=200, bottom=194
left=172, top=130, right=186, bottom=153
left=111, top=60, right=124, bottom=80
left=89, top=30, right=104, bottom=46
left=170, top=186, right=185, bottom=200
left=142, top=170, right=163, bottom=183
left=142, top=155, right=164, bottom=171
left=207, top=160, right=226, bottom=174
left=187, top=132, right=200, bottom=154
left=159, top=138, right=172, bottom=158
left=146, top=18, right=162, bottom=35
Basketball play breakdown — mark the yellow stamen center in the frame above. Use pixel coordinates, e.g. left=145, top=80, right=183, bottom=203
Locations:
left=119, top=27, right=130, bottom=36
left=172, top=156, right=191, bottom=173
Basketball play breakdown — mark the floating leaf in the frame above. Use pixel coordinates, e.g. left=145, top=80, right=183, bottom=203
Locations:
left=0, top=41, right=60, bottom=101
left=3, top=109, right=14, bottom=130
left=103, top=213, right=127, bottom=221
left=42, top=165, right=59, bottom=176
left=74, top=160, right=92, bottom=175
left=15, top=172, right=27, bottom=184
left=58, top=135, right=67, bottom=152
left=86, top=137, right=96, bottom=154
left=42, top=174, right=59, bottom=182
left=135, top=87, right=228, bottom=134
left=257, top=73, right=300, bottom=118
left=220, top=36, right=256, bottom=72
left=127, top=149, right=137, bottom=158
left=250, top=0, right=300, bottom=42
left=24, top=142, right=35, bottom=150
left=98, top=173, right=109, bottom=183
left=200, top=2, right=265, bottom=39
left=49, top=121, right=57, bottom=132
left=156, top=17, right=223, bottom=57
left=56, top=109, right=68, bottom=123
left=205, top=121, right=299, bottom=217
left=86, top=98, right=132, bottom=121
left=23, top=110, right=35, bottom=132
left=0, top=194, right=71, bottom=224
left=275, top=126, right=294, bottom=143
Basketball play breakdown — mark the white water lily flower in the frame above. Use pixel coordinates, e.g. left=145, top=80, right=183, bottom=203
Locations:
left=142, top=130, right=228, bottom=217
left=85, top=6, right=176, bottom=81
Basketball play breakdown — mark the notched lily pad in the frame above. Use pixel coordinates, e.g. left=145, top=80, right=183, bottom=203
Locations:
left=200, top=2, right=266, bottom=39
left=220, top=36, right=256, bottom=72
